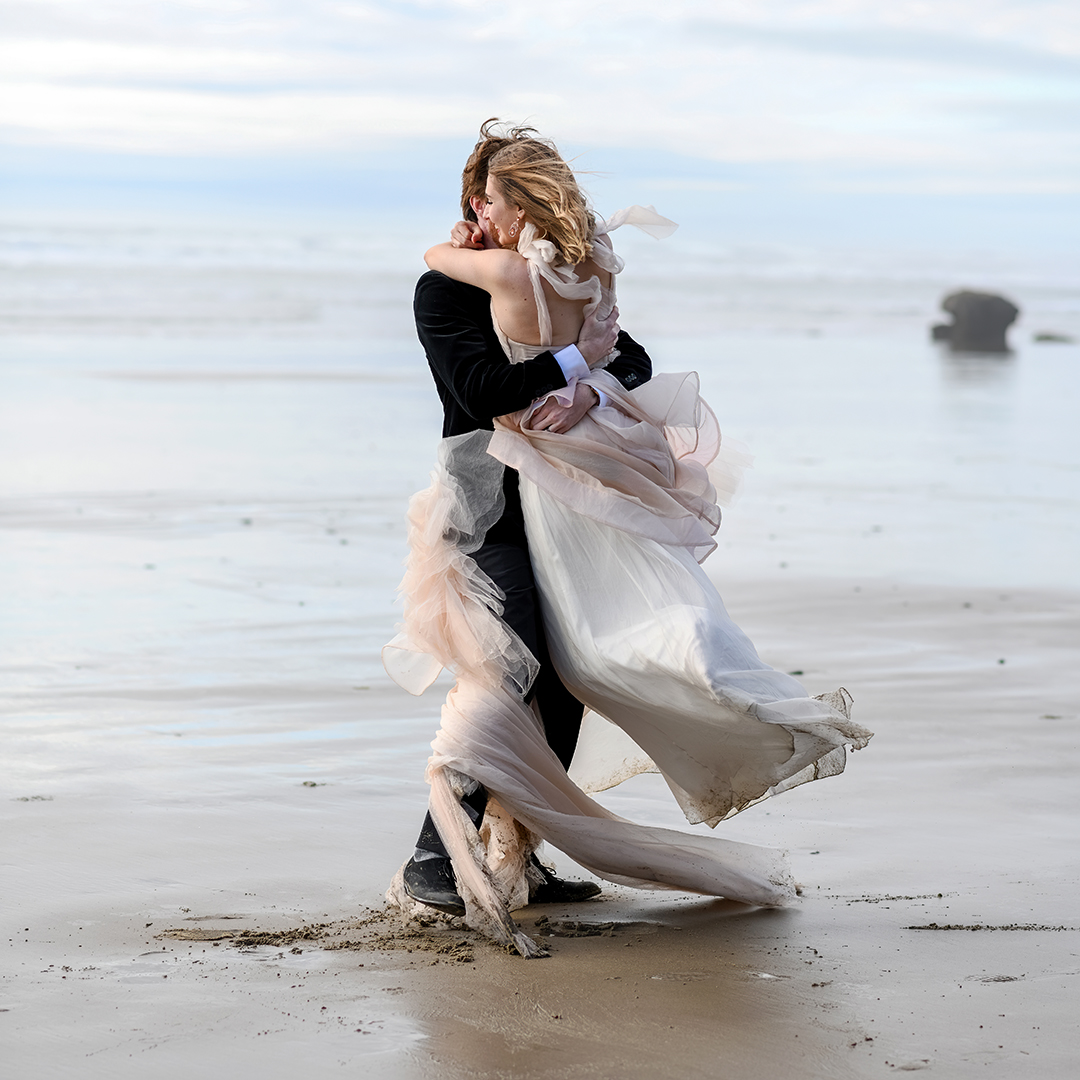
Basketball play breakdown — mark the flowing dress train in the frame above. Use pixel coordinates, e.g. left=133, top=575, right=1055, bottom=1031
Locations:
left=384, top=209, right=872, bottom=955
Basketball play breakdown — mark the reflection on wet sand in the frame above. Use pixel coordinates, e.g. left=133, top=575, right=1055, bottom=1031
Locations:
left=3, top=328, right=1079, bottom=1077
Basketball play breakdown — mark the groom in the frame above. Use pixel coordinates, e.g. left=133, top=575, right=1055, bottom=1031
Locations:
left=402, top=127, right=653, bottom=915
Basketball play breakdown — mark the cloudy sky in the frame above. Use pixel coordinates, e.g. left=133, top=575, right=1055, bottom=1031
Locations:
left=3, top=0, right=1078, bottom=242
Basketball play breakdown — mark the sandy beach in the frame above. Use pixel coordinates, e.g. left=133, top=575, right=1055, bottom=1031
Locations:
left=3, top=269, right=1079, bottom=1076
left=5, top=0, right=1080, bottom=1067
left=5, top=568, right=1078, bottom=1077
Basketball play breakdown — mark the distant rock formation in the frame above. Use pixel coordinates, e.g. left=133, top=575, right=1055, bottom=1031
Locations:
left=931, top=290, right=1019, bottom=352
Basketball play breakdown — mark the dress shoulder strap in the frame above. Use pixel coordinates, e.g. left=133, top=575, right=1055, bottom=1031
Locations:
left=525, top=257, right=555, bottom=348
left=515, top=206, right=678, bottom=344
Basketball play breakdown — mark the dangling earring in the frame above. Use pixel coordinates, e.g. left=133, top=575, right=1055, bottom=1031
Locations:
left=508, top=221, right=519, bottom=238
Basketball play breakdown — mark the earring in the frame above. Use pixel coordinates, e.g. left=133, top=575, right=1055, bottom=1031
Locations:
left=509, top=221, right=519, bottom=238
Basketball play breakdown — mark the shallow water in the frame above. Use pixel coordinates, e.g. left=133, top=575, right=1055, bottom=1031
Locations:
left=2, top=223, right=1078, bottom=782
left=3, top=320, right=1077, bottom=800
left=680, top=332, right=1080, bottom=590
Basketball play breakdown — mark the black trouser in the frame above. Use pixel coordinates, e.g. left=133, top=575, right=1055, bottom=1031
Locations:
left=413, top=541, right=585, bottom=857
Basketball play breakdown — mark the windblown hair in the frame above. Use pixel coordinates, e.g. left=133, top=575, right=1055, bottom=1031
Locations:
left=461, top=118, right=595, bottom=267
left=460, top=118, right=534, bottom=222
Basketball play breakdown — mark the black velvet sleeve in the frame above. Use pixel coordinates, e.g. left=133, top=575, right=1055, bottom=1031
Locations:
left=414, top=271, right=568, bottom=434
left=414, top=270, right=654, bottom=439
left=606, top=329, right=652, bottom=391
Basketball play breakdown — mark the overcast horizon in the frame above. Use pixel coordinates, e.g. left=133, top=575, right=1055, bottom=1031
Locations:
left=2, top=0, right=1079, bottom=250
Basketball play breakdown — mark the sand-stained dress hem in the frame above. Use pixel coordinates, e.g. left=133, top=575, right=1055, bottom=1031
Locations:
left=382, top=208, right=871, bottom=956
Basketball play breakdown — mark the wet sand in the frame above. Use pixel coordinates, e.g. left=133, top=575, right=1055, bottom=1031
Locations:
left=3, top=336, right=1079, bottom=1076
left=4, top=563, right=1078, bottom=1077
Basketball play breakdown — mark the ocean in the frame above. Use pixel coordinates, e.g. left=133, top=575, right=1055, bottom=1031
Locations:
left=2, top=216, right=1077, bottom=790
left=3, top=218, right=1078, bottom=594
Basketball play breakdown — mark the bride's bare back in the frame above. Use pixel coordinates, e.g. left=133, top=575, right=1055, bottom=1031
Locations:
left=493, top=252, right=612, bottom=347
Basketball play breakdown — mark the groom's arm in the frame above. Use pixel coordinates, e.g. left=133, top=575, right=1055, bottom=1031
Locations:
left=415, top=271, right=570, bottom=422
left=606, top=330, right=652, bottom=391
left=526, top=319, right=652, bottom=432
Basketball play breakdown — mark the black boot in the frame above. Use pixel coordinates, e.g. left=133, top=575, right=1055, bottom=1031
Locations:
left=402, top=787, right=489, bottom=918
left=528, top=854, right=602, bottom=904
left=404, top=852, right=601, bottom=915
left=402, top=855, right=466, bottom=918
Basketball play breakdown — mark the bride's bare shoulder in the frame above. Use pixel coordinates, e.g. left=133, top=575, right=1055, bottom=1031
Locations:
left=424, top=243, right=525, bottom=292
left=486, top=248, right=531, bottom=286
left=578, top=253, right=613, bottom=289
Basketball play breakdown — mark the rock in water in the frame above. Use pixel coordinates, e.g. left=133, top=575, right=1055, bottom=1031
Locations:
left=932, top=290, right=1019, bottom=352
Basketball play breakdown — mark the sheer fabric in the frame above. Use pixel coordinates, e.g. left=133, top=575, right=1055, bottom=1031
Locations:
left=493, top=369, right=870, bottom=827
left=384, top=208, right=871, bottom=955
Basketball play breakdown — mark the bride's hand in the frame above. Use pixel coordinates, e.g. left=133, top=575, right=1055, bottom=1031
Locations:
left=450, top=220, right=485, bottom=249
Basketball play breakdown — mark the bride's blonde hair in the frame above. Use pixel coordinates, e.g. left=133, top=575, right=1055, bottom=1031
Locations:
left=462, top=119, right=594, bottom=267
left=489, top=138, right=595, bottom=267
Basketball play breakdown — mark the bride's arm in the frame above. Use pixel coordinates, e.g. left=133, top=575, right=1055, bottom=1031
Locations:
left=425, top=243, right=519, bottom=292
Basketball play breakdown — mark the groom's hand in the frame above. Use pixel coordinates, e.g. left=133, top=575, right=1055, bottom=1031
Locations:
left=527, top=383, right=600, bottom=434
left=577, top=305, right=620, bottom=366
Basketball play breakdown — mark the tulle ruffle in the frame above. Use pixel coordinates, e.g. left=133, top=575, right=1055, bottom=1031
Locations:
left=383, top=428, right=799, bottom=957
left=491, top=370, right=728, bottom=565
left=382, top=431, right=538, bottom=699
left=503, top=375, right=872, bottom=827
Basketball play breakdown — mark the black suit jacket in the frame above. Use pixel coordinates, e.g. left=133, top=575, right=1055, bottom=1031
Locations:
left=414, top=270, right=653, bottom=546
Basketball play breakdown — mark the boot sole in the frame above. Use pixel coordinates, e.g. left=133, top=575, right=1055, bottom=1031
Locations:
left=402, top=880, right=466, bottom=918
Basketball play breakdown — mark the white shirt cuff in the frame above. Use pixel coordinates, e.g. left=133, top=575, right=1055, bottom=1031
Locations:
left=553, top=343, right=589, bottom=384
left=594, top=387, right=611, bottom=408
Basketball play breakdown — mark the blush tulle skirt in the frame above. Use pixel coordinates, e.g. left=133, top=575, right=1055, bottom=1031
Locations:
left=383, top=370, right=871, bottom=954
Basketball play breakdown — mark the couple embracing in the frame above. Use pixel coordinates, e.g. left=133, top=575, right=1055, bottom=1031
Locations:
left=382, top=120, right=870, bottom=956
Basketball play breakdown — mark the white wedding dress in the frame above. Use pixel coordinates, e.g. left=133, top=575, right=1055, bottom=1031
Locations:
left=384, top=210, right=871, bottom=956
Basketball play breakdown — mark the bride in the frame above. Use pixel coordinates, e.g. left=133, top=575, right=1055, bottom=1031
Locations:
left=384, top=126, right=871, bottom=957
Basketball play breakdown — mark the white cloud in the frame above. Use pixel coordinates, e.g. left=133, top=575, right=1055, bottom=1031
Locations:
left=1, top=0, right=1077, bottom=191
left=0, top=82, right=488, bottom=153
